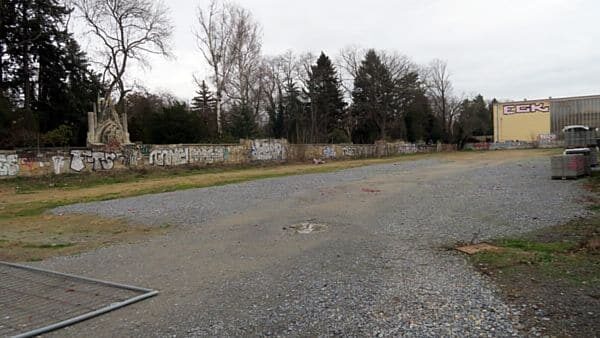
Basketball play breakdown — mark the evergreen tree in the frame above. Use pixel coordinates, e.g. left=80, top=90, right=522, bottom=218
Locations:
left=0, top=92, right=13, bottom=147
left=149, top=101, right=201, bottom=144
left=454, top=94, right=492, bottom=147
left=393, top=71, right=432, bottom=143
left=471, top=94, right=492, bottom=136
left=0, top=0, right=102, bottom=147
left=352, top=50, right=395, bottom=142
left=306, top=52, right=346, bottom=143
left=403, top=86, right=431, bottom=143
left=228, top=103, right=258, bottom=139
left=268, top=89, right=285, bottom=139
left=126, top=92, right=163, bottom=143
left=37, top=38, right=102, bottom=145
left=191, top=80, right=218, bottom=140
left=283, top=81, right=306, bottom=143
left=0, top=0, right=17, bottom=94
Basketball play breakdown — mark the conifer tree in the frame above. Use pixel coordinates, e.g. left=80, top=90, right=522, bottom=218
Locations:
left=283, top=81, right=306, bottom=143
left=191, top=80, right=218, bottom=139
left=229, top=103, right=257, bottom=139
left=306, top=52, right=346, bottom=143
left=0, top=0, right=101, bottom=146
left=352, top=49, right=395, bottom=141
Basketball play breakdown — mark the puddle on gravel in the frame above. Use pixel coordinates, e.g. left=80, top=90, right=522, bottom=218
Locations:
left=287, top=222, right=329, bottom=234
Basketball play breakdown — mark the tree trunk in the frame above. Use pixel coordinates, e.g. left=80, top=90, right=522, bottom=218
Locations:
left=216, top=91, right=222, bottom=135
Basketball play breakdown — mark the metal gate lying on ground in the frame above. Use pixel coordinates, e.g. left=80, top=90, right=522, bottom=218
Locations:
left=0, top=261, right=158, bottom=337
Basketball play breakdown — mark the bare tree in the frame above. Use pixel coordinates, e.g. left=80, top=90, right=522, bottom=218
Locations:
left=260, top=56, right=281, bottom=127
left=194, top=0, right=232, bottom=135
left=425, top=59, right=461, bottom=141
left=73, top=0, right=173, bottom=110
left=337, top=45, right=363, bottom=98
left=380, top=51, right=413, bottom=81
left=227, top=7, right=261, bottom=101
left=194, top=0, right=262, bottom=135
left=297, top=51, right=316, bottom=89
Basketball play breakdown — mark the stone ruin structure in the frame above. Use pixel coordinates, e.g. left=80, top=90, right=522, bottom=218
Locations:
left=86, top=97, right=131, bottom=146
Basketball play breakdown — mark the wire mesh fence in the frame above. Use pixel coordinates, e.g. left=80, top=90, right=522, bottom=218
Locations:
left=0, top=262, right=157, bottom=337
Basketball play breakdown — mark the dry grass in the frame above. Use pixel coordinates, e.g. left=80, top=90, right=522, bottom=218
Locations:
left=0, top=214, right=164, bottom=262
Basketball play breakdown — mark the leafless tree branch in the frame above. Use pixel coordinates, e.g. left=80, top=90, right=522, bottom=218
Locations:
left=73, top=0, right=173, bottom=109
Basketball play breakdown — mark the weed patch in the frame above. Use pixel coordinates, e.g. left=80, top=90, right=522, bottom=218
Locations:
left=468, top=214, right=600, bottom=336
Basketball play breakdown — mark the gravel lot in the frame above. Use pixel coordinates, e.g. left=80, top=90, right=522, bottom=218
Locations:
left=45, top=151, right=586, bottom=337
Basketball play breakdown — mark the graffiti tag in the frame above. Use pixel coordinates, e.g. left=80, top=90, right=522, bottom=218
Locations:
left=503, top=103, right=549, bottom=115
left=0, top=154, right=19, bottom=176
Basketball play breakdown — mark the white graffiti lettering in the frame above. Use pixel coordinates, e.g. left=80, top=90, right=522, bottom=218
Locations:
left=323, top=146, right=336, bottom=159
left=91, top=151, right=117, bottom=170
left=121, top=147, right=142, bottom=167
left=398, top=144, right=418, bottom=154
left=251, top=140, right=286, bottom=161
left=342, top=146, right=355, bottom=157
left=189, top=147, right=228, bottom=164
left=69, top=150, right=88, bottom=172
left=149, top=148, right=190, bottom=166
left=52, top=156, right=65, bottom=174
left=0, top=154, right=19, bottom=176
left=69, top=150, right=116, bottom=172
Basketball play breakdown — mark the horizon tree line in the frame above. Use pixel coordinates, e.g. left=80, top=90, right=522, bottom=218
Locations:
left=0, top=0, right=492, bottom=148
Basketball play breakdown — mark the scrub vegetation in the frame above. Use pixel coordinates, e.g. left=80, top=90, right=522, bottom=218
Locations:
left=469, top=178, right=600, bottom=337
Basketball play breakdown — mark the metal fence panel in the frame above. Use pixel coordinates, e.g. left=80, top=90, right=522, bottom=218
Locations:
left=0, top=262, right=157, bottom=337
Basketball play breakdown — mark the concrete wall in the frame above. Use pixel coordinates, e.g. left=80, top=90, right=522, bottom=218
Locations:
left=464, top=139, right=563, bottom=151
left=0, top=139, right=455, bottom=178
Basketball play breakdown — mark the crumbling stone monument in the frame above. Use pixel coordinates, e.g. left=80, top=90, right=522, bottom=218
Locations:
left=87, top=97, right=131, bottom=146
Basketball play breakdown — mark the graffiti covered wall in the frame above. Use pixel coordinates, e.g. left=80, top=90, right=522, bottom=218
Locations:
left=148, top=144, right=244, bottom=167
left=1, top=139, right=456, bottom=178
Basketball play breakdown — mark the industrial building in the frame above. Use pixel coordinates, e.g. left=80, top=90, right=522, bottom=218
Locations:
left=493, top=94, right=600, bottom=142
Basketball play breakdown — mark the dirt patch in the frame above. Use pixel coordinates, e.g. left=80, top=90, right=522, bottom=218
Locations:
left=469, top=216, right=600, bottom=337
left=0, top=214, right=163, bottom=262
left=456, top=243, right=503, bottom=255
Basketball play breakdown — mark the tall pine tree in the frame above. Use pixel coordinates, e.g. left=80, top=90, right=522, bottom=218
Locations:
left=228, top=103, right=258, bottom=139
left=352, top=50, right=395, bottom=142
left=0, top=0, right=101, bottom=147
left=283, top=81, right=307, bottom=143
left=191, top=80, right=218, bottom=140
left=306, top=52, right=346, bottom=143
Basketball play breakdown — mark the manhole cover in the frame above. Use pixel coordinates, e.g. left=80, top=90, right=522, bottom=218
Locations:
left=0, top=261, right=157, bottom=337
left=288, top=221, right=328, bottom=234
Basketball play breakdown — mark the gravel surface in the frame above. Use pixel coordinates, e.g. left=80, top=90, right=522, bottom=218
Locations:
left=45, top=153, right=587, bottom=337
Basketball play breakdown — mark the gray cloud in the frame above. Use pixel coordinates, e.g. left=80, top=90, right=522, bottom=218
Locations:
left=121, top=0, right=598, bottom=101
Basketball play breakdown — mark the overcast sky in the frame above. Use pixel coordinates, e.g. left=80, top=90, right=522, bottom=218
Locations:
left=102, top=0, right=599, bottom=102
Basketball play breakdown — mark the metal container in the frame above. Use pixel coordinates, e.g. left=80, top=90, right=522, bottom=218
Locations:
left=564, top=130, right=598, bottom=148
